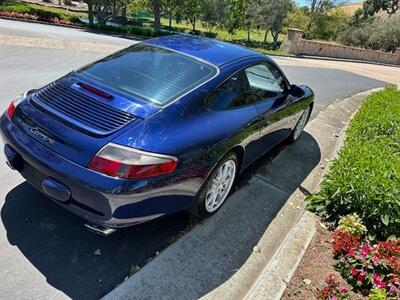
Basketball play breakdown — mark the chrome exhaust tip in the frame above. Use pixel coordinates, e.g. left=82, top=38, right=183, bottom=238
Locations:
left=84, top=223, right=116, bottom=236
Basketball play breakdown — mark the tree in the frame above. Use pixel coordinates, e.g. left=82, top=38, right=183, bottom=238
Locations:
left=309, top=0, right=348, bottom=13
left=363, top=0, right=399, bottom=16
left=287, top=8, right=311, bottom=31
left=253, top=0, right=294, bottom=48
left=307, top=8, right=349, bottom=40
left=151, top=0, right=162, bottom=32
left=179, top=0, right=204, bottom=31
left=225, top=0, right=249, bottom=34
left=201, top=0, right=226, bottom=32
left=245, top=0, right=258, bottom=42
left=83, top=0, right=94, bottom=25
left=93, top=0, right=113, bottom=25
left=133, top=0, right=183, bottom=32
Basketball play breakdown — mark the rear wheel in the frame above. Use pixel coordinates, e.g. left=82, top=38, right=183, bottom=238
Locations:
left=289, top=106, right=311, bottom=143
left=191, top=153, right=238, bottom=219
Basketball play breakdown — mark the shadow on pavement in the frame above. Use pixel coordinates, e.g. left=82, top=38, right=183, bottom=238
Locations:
left=1, top=184, right=193, bottom=299
left=1, top=132, right=320, bottom=300
left=103, top=132, right=322, bottom=300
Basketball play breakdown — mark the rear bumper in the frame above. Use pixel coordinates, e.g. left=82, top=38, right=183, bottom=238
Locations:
left=0, top=114, right=201, bottom=228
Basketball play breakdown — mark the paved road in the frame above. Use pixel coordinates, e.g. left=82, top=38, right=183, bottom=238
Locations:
left=0, top=19, right=388, bottom=299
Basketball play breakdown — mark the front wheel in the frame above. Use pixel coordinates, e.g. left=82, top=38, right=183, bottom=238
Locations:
left=289, top=106, right=311, bottom=143
left=190, top=153, right=238, bottom=219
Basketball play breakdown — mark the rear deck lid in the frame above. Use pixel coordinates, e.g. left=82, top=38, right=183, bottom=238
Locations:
left=12, top=73, right=156, bottom=165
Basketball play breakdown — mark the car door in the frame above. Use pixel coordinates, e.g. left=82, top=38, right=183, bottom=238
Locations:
left=206, top=70, right=263, bottom=169
left=243, top=63, right=296, bottom=154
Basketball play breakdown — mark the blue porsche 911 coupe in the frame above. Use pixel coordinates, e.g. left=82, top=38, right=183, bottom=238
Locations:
left=1, top=35, right=314, bottom=235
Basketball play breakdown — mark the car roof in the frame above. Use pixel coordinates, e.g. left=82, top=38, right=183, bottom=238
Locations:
left=144, top=34, right=265, bottom=67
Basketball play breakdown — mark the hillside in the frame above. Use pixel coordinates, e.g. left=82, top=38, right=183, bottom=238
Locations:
left=340, top=2, right=363, bottom=15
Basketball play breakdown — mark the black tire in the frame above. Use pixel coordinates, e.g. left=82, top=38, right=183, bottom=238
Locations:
left=289, top=105, right=311, bottom=143
left=189, top=152, right=239, bottom=219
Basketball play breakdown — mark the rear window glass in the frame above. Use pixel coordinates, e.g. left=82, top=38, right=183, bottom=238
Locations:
left=78, top=44, right=217, bottom=106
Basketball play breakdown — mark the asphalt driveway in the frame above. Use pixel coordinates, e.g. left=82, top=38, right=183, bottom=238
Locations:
left=0, top=19, right=389, bottom=299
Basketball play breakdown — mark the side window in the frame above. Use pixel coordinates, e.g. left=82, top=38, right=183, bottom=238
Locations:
left=207, top=71, right=257, bottom=110
left=244, top=64, right=287, bottom=100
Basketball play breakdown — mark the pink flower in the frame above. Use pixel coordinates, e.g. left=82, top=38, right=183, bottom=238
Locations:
left=389, top=284, right=398, bottom=293
left=360, top=245, right=371, bottom=258
left=372, top=256, right=380, bottom=265
left=357, top=271, right=366, bottom=282
left=372, top=273, right=387, bottom=288
left=373, top=273, right=381, bottom=283
left=330, top=296, right=338, bottom=300
left=351, top=268, right=358, bottom=276
left=339, top=286, right=349, bottom=293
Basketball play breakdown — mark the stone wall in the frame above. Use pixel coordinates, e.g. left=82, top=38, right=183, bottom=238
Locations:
left=280, top=28, right=400, bottom=66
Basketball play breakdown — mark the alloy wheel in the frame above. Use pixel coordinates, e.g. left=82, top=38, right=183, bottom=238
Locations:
left=205, top=159, right=236, bottom=213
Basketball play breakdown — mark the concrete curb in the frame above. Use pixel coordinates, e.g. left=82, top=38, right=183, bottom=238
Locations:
left=243, top=211, right=316, bottom=300
left=103, top=88, right=382, bottom=300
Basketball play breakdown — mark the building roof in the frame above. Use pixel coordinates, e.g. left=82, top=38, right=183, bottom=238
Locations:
left=145, top=34, right=264, bottom=67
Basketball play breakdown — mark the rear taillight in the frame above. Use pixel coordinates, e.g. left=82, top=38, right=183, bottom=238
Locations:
left=6, top=100, right=16, bottom=119
left=88, top=143, right=178, bottom=179
left=5, top=90, right=33, bottom=119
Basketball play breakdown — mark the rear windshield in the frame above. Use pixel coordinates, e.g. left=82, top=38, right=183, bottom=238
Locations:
left=78, top=44, right=217, bottom=106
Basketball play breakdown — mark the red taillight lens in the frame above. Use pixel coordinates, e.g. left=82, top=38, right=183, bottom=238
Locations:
left=6, top=100, right=16, bottom=119
left=88, top=144, right=178, bottom=179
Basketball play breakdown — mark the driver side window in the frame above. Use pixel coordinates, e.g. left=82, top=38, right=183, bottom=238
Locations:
left=206, top=63, right=287, bottom=111
left=206, top=70, right=256, bottom=110
left=244, top=63, right=287, bottom=101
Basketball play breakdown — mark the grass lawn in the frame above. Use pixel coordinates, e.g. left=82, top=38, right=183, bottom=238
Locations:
left=157, top=17, right=288, bottom=55
left=159, top=17, right=285, bottom=44
left=308, top=86, right=400, bottom=239
left=27, top=3, right=85, bottom=17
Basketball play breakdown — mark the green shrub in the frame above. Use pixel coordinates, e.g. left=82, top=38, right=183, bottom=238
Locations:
left=368, top=288, right=387, bottom=300
left=338, top=16, right=400, bottom=52
left=308, top=86, right=400, bottom=239
left=88, top=23, right=172, bottom=37
left=307, top=9, right=350, bottom=41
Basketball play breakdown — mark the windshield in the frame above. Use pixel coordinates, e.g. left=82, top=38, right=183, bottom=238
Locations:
left=78, top=44, right=217, bottom=106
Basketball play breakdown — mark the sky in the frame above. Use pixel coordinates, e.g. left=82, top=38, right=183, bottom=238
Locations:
left=296, top=0, right=362, bottom=6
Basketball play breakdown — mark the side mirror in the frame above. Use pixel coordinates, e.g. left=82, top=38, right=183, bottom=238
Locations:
left=290, top=84, right=304, bottom=97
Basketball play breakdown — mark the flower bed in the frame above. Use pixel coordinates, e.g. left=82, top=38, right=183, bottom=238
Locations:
left=0, top=4, right=80, bottom=25
left=285, top=87, right=400, bottom=300
left=0, top=10, right=74, bottom=24
left=321, top=214, right=400, bottom=299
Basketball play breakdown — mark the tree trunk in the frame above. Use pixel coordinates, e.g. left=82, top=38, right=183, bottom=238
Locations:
left=87, top=0, right=93, bottom=26
left=192, top=17, right=196, bottom=31
left=264, top=26, right=269, bottom=44
left=247, top=27, right=251, bottom=42
left=152, top=0, right=161, bottom=32
left=169, top=14, right=172, bottom=29
left=271, top=31, right=279, bottom=49
left=112, top=4, right=116, bottom=17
